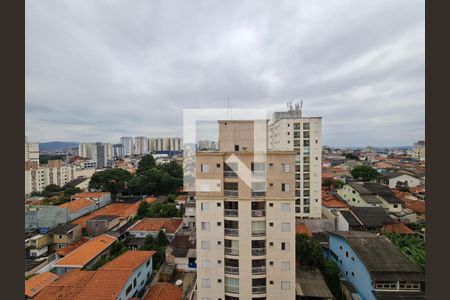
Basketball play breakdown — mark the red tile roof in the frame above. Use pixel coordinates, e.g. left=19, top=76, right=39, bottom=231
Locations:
left=129, top=218, right=183, bottom=234
left=56, top=237, right=90, bottom=257
left=25, top=272, right=59, bottom=298
left=100, top=250, right=156, bottom=271
left=143, top=282, right=183, bottom=300
left=74, top=270, right=133, bottom=300
left=34, top=270, right=96, bottom=300
left=295, top=223, right=312, bottom=237
left=384, top=223, right=415, bottom=234
left=55, top=234, right=117, bottom=268
left=59, top=198, right=95, bottom=213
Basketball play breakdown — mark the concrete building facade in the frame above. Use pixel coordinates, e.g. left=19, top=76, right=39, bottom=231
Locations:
left=25, top=136, right=40, bottom=163
left=268, top=108, right=322, bottom=219
left=196, top=120, right=296, bottom=300
left=120, top=137, right=134, bottom=156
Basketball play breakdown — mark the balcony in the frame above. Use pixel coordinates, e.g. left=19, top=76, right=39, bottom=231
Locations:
left=251, top=266, right=266, bottom=275
left=224, top=190, right=238, bottom=197
left=251, top=229, right=266, bottom=237
left=224, top=171, right=238, bottom=178
left=251, top=248, right=266, bottom=256
left=251, top=191, right=266, bottom=197
left=225, top=228, right=239, bottom=237
left=251, top=209, right=266, bottom=217
left=224, top=209, right=239, bottom=217
left=225, top=266, right=239, bottom=275
left=252, top=286, right=266, bottom=294
left=225, top=285, right=239, bottom=294
left=224, top=247, right=239, bottom=256
left=251, top=171, right=266, bottom=178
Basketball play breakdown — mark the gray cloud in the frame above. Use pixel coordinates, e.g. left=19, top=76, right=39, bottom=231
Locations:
left=26, top=0, right=424, bottom=146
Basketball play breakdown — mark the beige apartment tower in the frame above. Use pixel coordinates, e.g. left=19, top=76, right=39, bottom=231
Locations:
left=196, top=120, right=296, bottom=300
left=268, top=108, right=322, bottom=219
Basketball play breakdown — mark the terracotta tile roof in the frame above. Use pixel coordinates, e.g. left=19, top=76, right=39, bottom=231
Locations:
left=296, top=223, right=312, bottom=237
left=59, top=198, right=95, bottom=213
left=55, top=234, right=117, bottom=268
left=74, top=269, right=133, bottom=300
left=73, top=203, right=136, bottom=228
left=384, top=223, right=415, bottom=234
left=402, top=199, right=426, bottom=214
left=100, top=250, right=156, bottom=271
left=322, top=199, right=349, bottom=209
left=34, top=270, right=96, bottom=300
left=129, top=218, right=183, bottom=234
left=25, top=272, right=59, bottom=298
left=57, top=237, right=90, bottom=257
left=143, top=282, right=183, bottom=300
left=72, top=192, right=110, bottom=199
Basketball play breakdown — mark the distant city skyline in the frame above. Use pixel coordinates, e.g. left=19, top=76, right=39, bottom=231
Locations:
left=26, top=0, right=424, bottom=147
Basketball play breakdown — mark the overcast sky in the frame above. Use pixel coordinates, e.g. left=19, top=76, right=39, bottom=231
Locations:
left=26, top=0, right=424, bottom=147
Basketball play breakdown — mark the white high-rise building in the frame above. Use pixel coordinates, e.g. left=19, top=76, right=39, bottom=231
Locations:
left=25, top=162, right=76, bottom=195
left=25, top=136, right=39, bottom=163
left=113, top=144, right=125, bottom=159
left=195, top=120, right=296, bottom=300
left=135, top=136, right=148, bottom=155
left=412, top=140, right=425, bottom=161
left=172, top=137, right=183, bottom=151
left=120, top=137, right=134, bottom=156
left=268, top=107, right=322, bottom=219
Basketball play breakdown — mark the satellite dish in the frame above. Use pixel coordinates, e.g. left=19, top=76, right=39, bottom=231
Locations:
left=175, top=279, right=183, bottom=286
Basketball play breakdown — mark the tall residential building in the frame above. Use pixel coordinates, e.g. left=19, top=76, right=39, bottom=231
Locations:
left=78, top=143, right=97, bottom=159
left=135, top=136, right=149, bottom=155
left=25, top=161, right=76, bottom=195
left=412, top=140, right=425, bottom=161
left=196, top=120, right=296, bottom=300
left=163, top=137, right=171, bottom=151
left=268, top=108, right=322, bottom=219
left=198, top=139, right=219, bottom=151
left=103, top=143, right=113, bottom=160
left=120, top=137, right=134, bottom=156
left=94, top=142, right=107, bottom=168
left=25, top=136, right=40, bottom=163
left=113, top=144, right=125, bottom=159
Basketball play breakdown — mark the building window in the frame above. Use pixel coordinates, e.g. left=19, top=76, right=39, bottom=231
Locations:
left=281, top=223, right=290, bottom=232
left=281, top=203, right=290, bottom=212
left=218, top=279, right=222, bottom=283
left=217, top=222, right=222, bottom=226
left=201, top=222, right=210, bottom=231
left=216, top=164, right=221, bottom=168
left=201, top=203, right=209, bottom=211
left=269, top=261, right=274, bottom=266
left=269, top=222, right=274, bottom=227
left=201, top=241, right=210, bottom=250
left=281, top=163, right=290, bottom=173
left=281, top=183, right=290, bottom=192
left=234, top=145, right=239, bottom=151
left=202, top=279, right=211, bottom=288
left=269, top=242, right=274, bottom=246
left=281, top=262, right=290, bottom=271
left=346, top=251, right=349, bottom=257
left=281, top=242, right=290, bottom=251
left=202, top=260, right=211, bottom=268
left=201, top=164, right=209, bottom=173
left=269, top=203, right=273, bottom=207
left=281, top=281, right=290, bottom=290
left=218, top=260, right=222, bottom=264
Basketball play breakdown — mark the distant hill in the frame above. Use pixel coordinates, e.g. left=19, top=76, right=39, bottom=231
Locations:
left=39, top=141, right=79, bottom=152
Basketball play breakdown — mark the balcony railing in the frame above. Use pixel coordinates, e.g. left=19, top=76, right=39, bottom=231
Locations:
left=251, top=266, right=266, bottom=275
left=224, top=190, right=239, bottom=197
left=252, top=171, right=266, bottom=178
left=224, top=209, right=239, bottom=217
left=251, top=191, right=266, bottom=197
left=251, top=229, right=266, bottom=237
left=224, top=171, right=238, bottom=178
left=225, top=228, right=239, bottom=236
left=251, top=248, right=266, bottom=256
left=225, top=266, right=240, bottom=275
left=251, top=210, right=266, bottom=217
left=225, top=285, right=239, bottom=294
left=252, top=286, right=266, bottom=294
left=224, top=247, right=239, bottom=256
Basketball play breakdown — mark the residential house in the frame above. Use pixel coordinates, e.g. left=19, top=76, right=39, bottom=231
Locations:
left=142, top=282, right=183, bottom=300
left=377, top=172, right=421, bottom=189
left=326, top=231, right=425, bottom=300
left=165, top=233, right=197, bottom=271
left=25, top=271, right=58, bottom=299
left=29, top=234, right=51, bottom=258
left=127, top=218, right=183, bottom=241
left=86, top=215, right=121, bottom=237
left=53, top=234, right=117, bottom=275
left=337, top=207, right=395, bottom=232
left=49, top=223, right=82, bottom=250
left=35, top=250, right=155, bottom=300
left=71, top=191, right=112, bottom=208
left=295, top=268, right=334, bottom=300
left=183, top=198, right=196, bottom=228
left=59, top=198, right=97, bottom=221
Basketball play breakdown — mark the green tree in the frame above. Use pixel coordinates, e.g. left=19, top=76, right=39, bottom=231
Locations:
left=322, top=260, right=343, bottom=300
left=157, top=229, right=169, bottom=247
left=137, top=155, right=156, bottom=175
left=88, top=168, right=132, bottom=196
left=42, top=184, right=62, bottom=197
left=63, top=186, right=82, bottom=196
left=157, top=160, right=183, bottom=179
left=296, top=234, right=324, bottom=268
left=344, top=153, right=359, bottom=160
left=137, top=200, right=150, bottom=218
left=350, top=165, right=379, bottom=181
